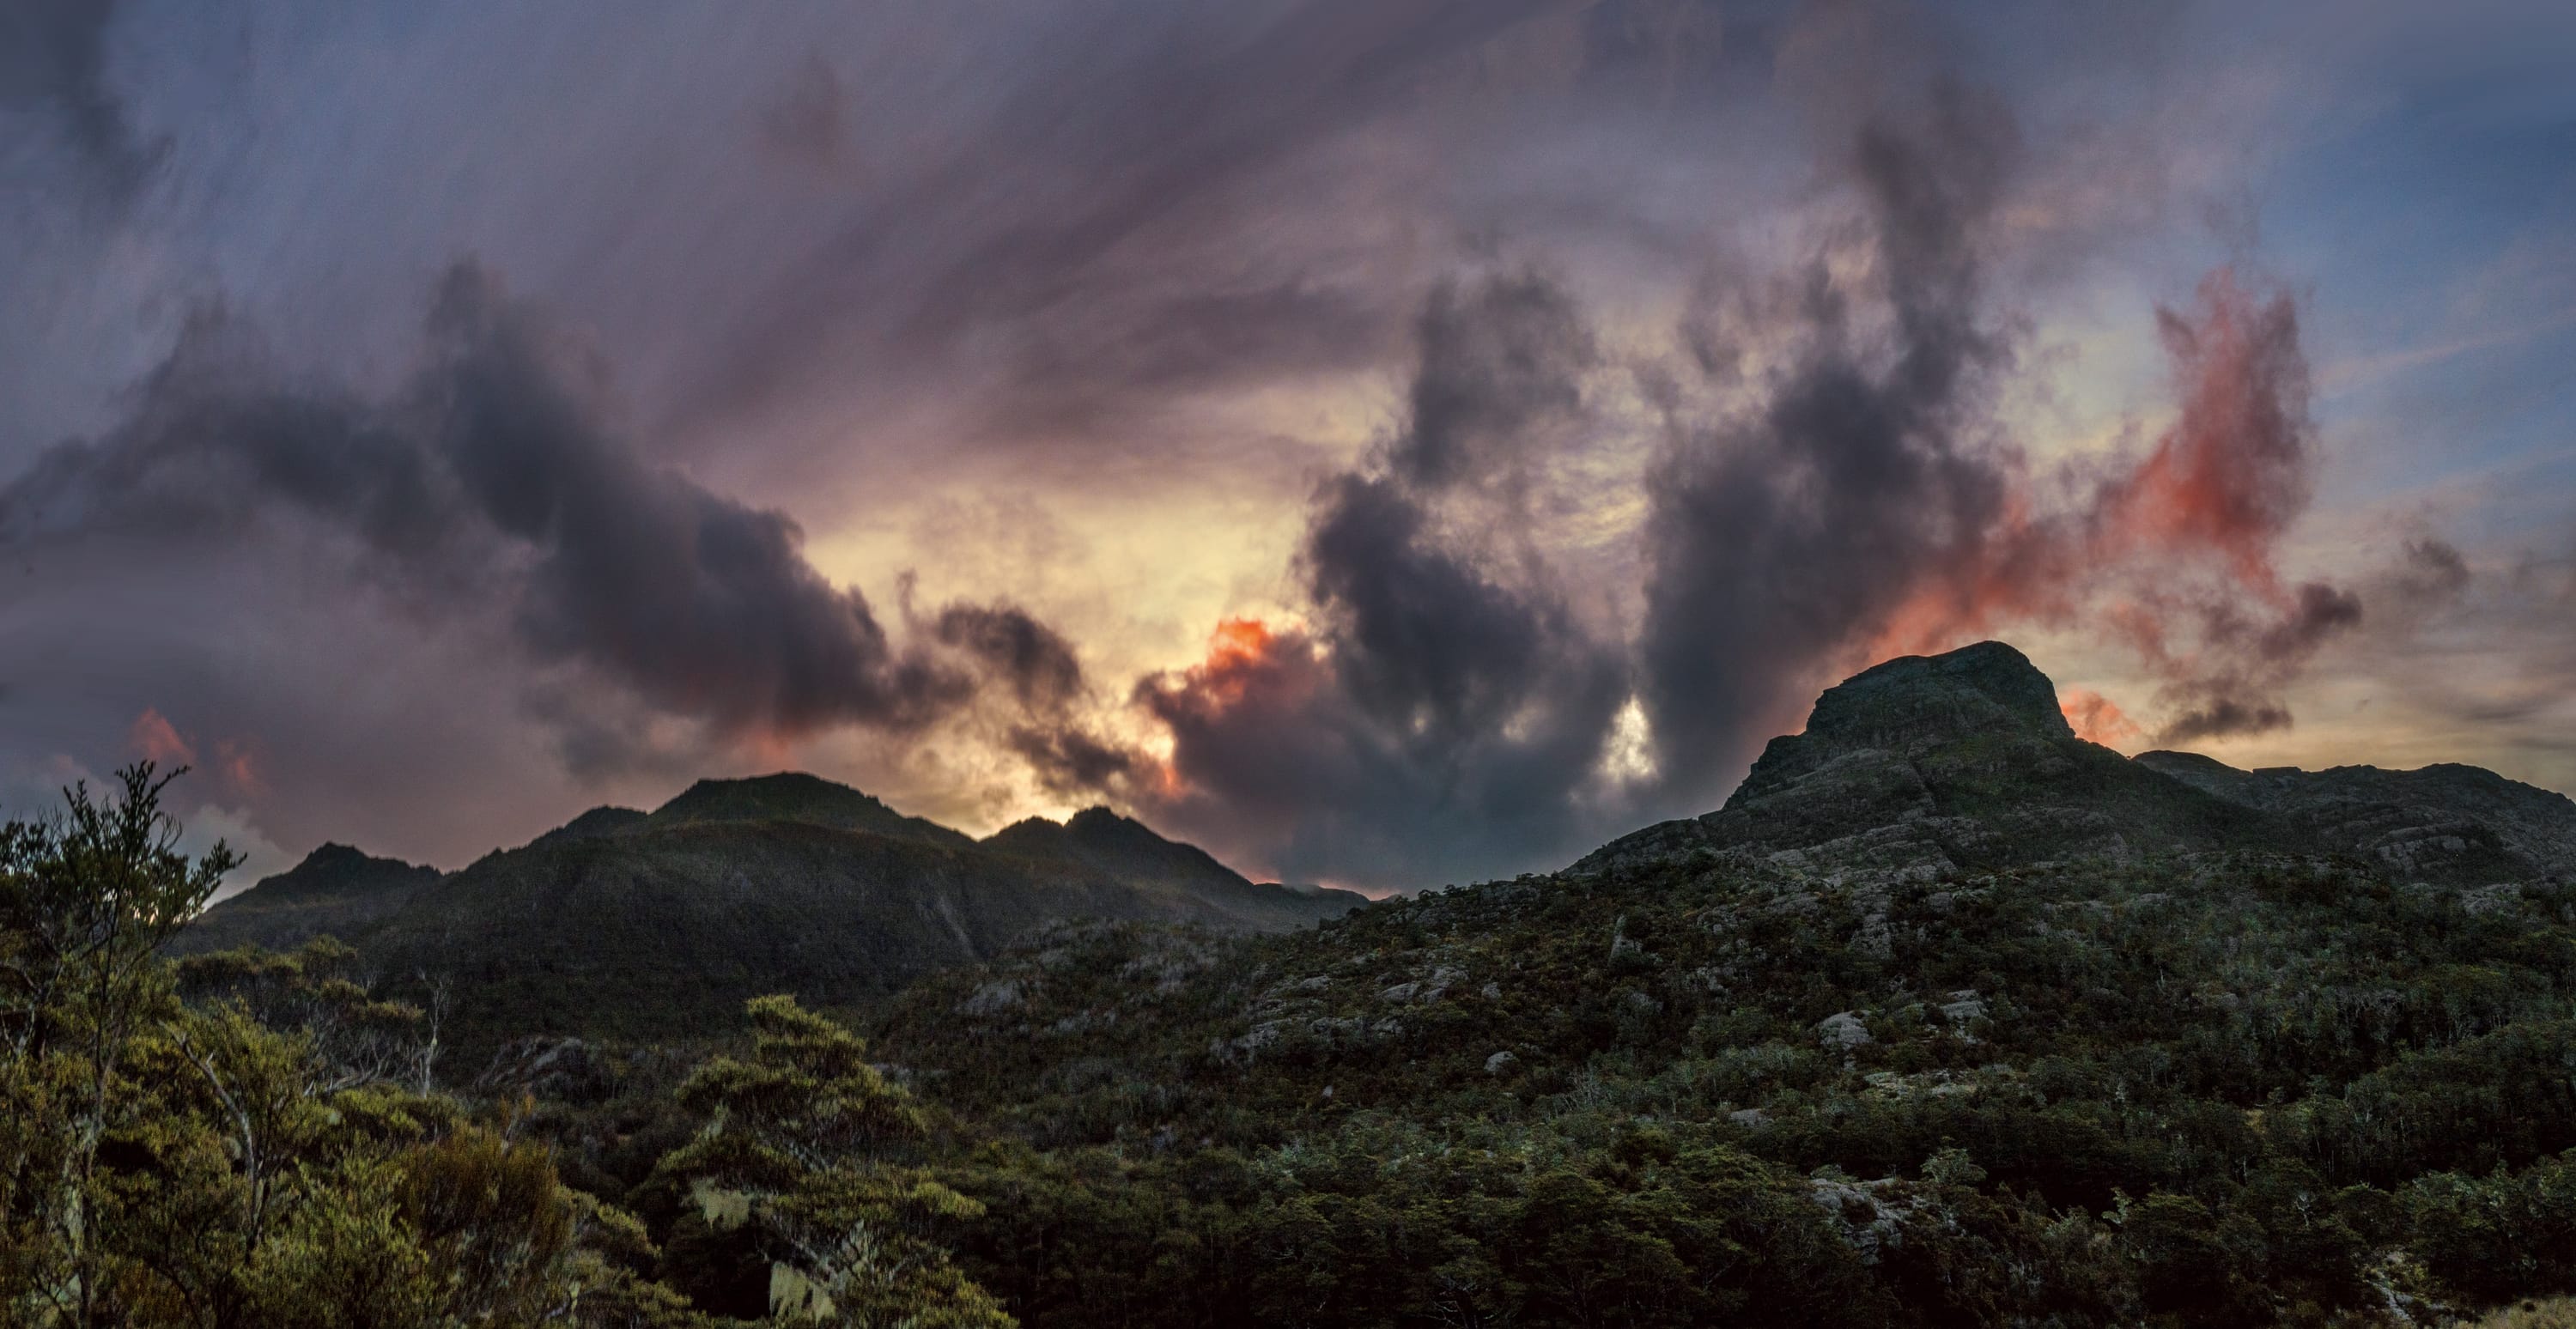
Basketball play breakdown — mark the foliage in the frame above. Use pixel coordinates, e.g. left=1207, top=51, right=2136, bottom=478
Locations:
left=652, top=995, right=1012, bottom=1327
left=841, top=844, right=2576, bottom=1326
left=0, top=768, right=998, bottom=1327
left=22, top=756, right=2576, bottom=1324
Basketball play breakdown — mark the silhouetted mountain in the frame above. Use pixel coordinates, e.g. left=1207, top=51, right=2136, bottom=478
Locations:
left=166, top=843, right=440, bottom=957
left=167, top=773, right=1356, bottom=1065
left=982, top=806, right=1370, bottom=925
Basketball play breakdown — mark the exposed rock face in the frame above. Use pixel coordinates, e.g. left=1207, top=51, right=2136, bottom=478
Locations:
left=165, top=843, right=440, bottom=957
left=1574, top=641, right=2274, bottom=878
left=2136, top=750, right=2576, bottom=883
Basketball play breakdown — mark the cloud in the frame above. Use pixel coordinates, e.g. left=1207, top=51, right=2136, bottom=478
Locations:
left=1084, top=272, right=1631, bottom=885
left=0, top=0, right=161, bottom=206
left=1004, top=62, right=2381, bottom=884
left=0, top=263, right=1080, bottom=765
left=928, top=598, right=1087, bottom=713
left=1638, top=82, right=2026, bottom=792
left=126, top=707, right=194, bottom=767
left=7, top=0, right=2551, bottom=884
left=2060, top=689, right=2144, bottom=748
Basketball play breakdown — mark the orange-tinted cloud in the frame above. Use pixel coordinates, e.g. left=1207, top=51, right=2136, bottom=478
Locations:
left=127, top=708, right=197, bottom=768
left=2060, top=689, right=2144, bottom=748
left=1860, top=268, right=2359, bottom=741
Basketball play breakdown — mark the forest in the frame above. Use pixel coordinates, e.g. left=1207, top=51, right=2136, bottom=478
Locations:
left=10, top=762, right=2576, bottom=1326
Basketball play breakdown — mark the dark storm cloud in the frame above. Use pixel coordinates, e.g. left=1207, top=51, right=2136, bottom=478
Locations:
left=930, top=599, right=1086, bottom=713
left=1038, top=70, right=2368, bottom=885
left=0, top=0, right=160, bottom=204
left=1102, top=270, right=1631, bottom=884
left=1638, top=90, right=2368, bottom=776
left=2149, top=581, right=2363, bottom=743
left=1389, top=272, right=1596, bottom=489
left=1639, top=83, right=2024, bottom=792
left=0, top=263, right=1089, bottom=755
left=1007, top=725, right=1142, bottom=799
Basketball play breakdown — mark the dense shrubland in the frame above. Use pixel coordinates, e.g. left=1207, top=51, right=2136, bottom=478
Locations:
left=15, top=765, right=2576, bottom=1326
left=0, top=768, right=1002, bottom=1327
left=845, top=844, right=2576, bottom=1327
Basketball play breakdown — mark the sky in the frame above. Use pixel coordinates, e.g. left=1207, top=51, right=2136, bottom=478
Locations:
left=2, top=0, right=2571, bottom=893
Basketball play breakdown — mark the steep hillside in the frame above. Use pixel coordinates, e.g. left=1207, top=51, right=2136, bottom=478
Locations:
left=1575, top=641, right=2285, bottom=878
left=163, top=842, right=439, bottom=957
left=797, top=640, right=2576, bottom=1327
left=2137, top=749, right=2576, bottom=883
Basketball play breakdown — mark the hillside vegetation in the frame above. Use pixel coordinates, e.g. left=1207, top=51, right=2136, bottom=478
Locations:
left=830, top=643, right=2576, bottom=1326
left=24, top=640, right=2576, bottom=1326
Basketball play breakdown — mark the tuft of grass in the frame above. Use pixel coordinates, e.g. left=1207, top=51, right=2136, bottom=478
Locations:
left=2472, top=1298, right=2576, bottom=1328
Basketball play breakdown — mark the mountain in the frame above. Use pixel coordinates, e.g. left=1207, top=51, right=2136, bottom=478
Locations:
left=981, top=806, right=1369, bottom=927
left=814, top=640, right=2576, bottom=1326
left=1574, top=640, right=2283, bottom=878
left=525, top=804, right=647, bottom=849
left=2136, top=749, right=2576, bottom=883
left=169, top=773, right=1356, bottom=1064
left=638, top=772, right=976, bottom=850
left=164, top=842, right=440, bottom=957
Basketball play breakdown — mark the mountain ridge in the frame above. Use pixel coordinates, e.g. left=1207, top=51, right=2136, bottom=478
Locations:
left=173, top=772, right=1358, bottom=1063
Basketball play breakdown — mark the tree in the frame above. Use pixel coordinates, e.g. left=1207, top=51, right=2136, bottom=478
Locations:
left=0, top=766, right=690, bottom=1328
left=656, top=995, right=1012, bottom=1327
left=0, top=764, right=237, bottom=1326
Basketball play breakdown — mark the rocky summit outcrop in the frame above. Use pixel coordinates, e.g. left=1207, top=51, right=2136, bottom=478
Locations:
left=1573, top=641, right=2275, bottom=881
left=2137, top=750, right=2576, bottom=883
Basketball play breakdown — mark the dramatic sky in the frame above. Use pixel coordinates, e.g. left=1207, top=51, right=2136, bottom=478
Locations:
left=3, top=0, right=2572, bottom=892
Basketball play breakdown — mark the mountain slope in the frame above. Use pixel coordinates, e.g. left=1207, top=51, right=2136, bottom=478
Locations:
left=2136, top=749, right=2576, bottom=883
left=824, top=640, right=2576, bottom=1326
left=639, top=772, right=977, bottom=850
left=165, top=843, right=439, bottom=957
left=170, top=773, right=1358, bottom=1065
left=1575, top=640, right=2284, bottom=878
left=981, top=806, right=1369, bottom=930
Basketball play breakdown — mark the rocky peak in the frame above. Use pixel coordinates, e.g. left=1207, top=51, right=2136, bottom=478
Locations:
left=270, top=842, right=435, bottom=895
left=1066, top=805, right=1158, bottom=848
left=1576, top=640, right=2273, bottom=878
left=167, top=842, right=440, bottom=956
left=986, top=806, right=1253, bottom=893
left=1801, top=640, right=2071, bottom=748
left=526, top=805, right=647, bottom=850
left=1726, top=641, right=2072, bottom=812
